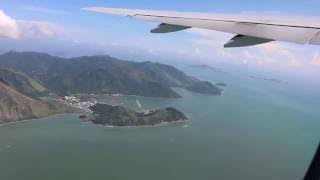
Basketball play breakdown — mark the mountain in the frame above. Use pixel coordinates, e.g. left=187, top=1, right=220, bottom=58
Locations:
left=0, top=69, right=46, bottom=98
left=0, top=51, right=221, bottom=98
left=186, top=81, right=221, bottom=95
left=0, top=69, right=67, bottom=123
left=0, top=81, right=63, bottom=123
left=89, top=103, right=189, bottom=127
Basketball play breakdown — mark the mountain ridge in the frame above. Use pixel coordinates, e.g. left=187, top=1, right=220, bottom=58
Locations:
left=0, top=51, right=221, bottom=97
left=0, top=68, right=46, bottom=98
left=0, top=68, right=67, bottom=123
left=0, top=82, right=63, bottom=123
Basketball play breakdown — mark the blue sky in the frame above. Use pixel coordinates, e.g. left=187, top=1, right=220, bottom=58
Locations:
left=0, top=0, right=320, bottom=78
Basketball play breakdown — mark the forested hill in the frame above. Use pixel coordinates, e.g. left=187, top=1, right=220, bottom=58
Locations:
left=0, top=51, right=221, bottom=98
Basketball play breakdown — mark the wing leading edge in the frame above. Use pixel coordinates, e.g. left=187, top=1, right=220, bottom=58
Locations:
left=83, top=7, right=320, bottom=47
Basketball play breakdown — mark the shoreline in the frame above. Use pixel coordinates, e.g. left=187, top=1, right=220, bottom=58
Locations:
left=0, top=114, right=190, bottom=129
left=0, top=113, right=75, bottom=127
left=88, top=119, right=190, bottom=129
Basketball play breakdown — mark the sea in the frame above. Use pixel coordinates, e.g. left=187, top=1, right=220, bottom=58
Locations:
left=0, top=65, right=319, bottom=180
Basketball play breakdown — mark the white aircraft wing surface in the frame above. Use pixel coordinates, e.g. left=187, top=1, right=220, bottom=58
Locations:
left=83, top=7, right=320, bottom=47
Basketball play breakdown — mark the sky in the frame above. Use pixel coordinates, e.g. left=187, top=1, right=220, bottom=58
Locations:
left=0, top=0, right=320, bottom=79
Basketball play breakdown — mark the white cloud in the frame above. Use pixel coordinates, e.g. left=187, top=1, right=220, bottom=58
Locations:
left=17, top=20, right=66, bottom=38
left=0, top=9, right=70, bottom=40
left=147, top=48, right=157, bottom=55
left=311, top=51, right=320, bottom=67
left=184, top=27, right=307, bottom=69
left=0, top=10, right=20, bottom=39
left=187, top=28, right=230, bottom=47
left=257, top=43, right=303, bottom=68
left=0, top=8, right=317, bottom=74
left=187, top=28, right=228, bottom=38
left=190, top=38, right=222, bottom=48
left=111, top=42, right=120, bottom=47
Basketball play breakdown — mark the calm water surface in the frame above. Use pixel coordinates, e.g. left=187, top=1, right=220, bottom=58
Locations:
left=0, top=68, right=319, bottom=180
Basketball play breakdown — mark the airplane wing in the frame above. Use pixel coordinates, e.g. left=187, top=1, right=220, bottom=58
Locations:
left=83, top=7, right=320, bottom=47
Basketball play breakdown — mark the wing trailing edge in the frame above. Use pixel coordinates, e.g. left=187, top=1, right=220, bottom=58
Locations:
left=224, top=35, right=274, bottom=48
left=83, top=7, right=320, bottom=47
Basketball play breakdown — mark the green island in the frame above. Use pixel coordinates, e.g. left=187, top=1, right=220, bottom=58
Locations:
left=86, top=103, right=189, bottom=127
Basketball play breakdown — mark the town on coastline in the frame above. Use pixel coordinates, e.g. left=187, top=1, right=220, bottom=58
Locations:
left=50, top=95, right=189, bottom=127
left=58, top=96, right=96, bottom=113
left=53, top=94, right=150, bottom=114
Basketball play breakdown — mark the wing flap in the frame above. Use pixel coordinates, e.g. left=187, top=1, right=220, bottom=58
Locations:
left=310, top=31, right=320, bottom=45
left=224, top=35, right=273, bottom=48
left=151, top=23, right=190, bottom=33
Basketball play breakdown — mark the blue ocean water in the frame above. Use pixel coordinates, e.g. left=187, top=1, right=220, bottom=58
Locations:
left=0, top=66, right=319, bottom=180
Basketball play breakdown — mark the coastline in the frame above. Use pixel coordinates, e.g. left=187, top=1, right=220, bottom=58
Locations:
left=0, top=113, right=75, bottom=127
left=0, top=114, right=190, bottom=129
left=88, top=119, right=190, bottom=129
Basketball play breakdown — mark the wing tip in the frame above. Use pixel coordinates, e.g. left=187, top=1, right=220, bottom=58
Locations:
left=81, top=7, right=97, bottom=12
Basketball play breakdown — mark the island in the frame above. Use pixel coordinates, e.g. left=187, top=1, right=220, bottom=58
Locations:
left=216, top=82, right=227, bottom=87
left=186, top=81, right=221, bottom=95
left=250, top=76, right=284, bottom=84
left=87, top=103, right=189, bottom=127
left=189, top=64, right=227, bottom=74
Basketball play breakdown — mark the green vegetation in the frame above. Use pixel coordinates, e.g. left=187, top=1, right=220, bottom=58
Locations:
left=0, top=82, right=63, bottom=123
left=0, top=51, right=223, bottom=123
left=0, top=51, right=221, bottom=97
left=0, top=69, right=46, bottom=98
left=89, top=103, right=189, bottom=127
left=0, top=69, right=64, bottom=123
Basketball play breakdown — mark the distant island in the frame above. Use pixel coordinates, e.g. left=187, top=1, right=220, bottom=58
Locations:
left=189, top=64, right=227, bottom=74
left=87, top=103, right=189, bottom=127
left=216, top=82, right=227, bottom=87
left=250, top=76, right=284, bottom=84
left=185, top=81, right=221, bottom=95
